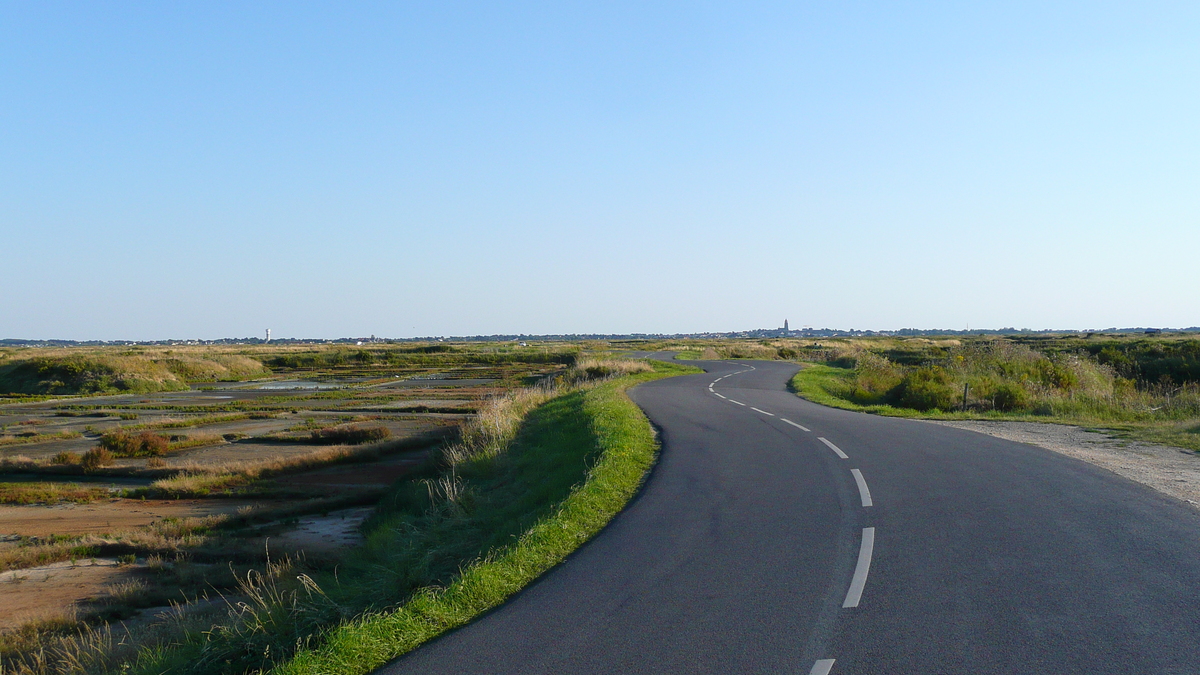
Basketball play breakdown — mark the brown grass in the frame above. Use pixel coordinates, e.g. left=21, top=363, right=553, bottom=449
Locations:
left=0, top=483, right=109, bottom=505
left=0, top=541, right=90, bottom=573
left=50, top=452, right=80, bottom=466
left=144, top=432, right=449, bottom=498
left=165, top=433, right=225, bottom=452
left=99, top=431, right=169, bottom=458
left=80, top=448, right=114, bottom=471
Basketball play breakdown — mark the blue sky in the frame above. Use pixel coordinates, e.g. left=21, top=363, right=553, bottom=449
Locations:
left=3, top=2, right=1198, bottom=339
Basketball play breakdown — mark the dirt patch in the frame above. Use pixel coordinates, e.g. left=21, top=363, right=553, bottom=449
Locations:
left=927, top=420, right=1200, bottom=507
left=0, top=500, right=254, bottom=538
left=271, top=506, right=374, bottom=553
left=274, top=452, right=428, bottom=489
left=0, top=435, right=97, bottom=461
left=0, top=559, right=132, bottom=631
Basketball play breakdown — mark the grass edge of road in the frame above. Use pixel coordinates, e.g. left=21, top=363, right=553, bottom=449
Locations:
left=270, top=361, right=701, bottom=675
left=789, top=363, right=1200, bottom=452
left=788, top=364, right=923, bottom=418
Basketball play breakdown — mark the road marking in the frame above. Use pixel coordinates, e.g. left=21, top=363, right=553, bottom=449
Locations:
left=818, top=437, right=849, bottom=459
left=729, top=400, right=746, bottom=406
left=714, top=393, right=727, bottom=399
left=851, top=469, right=873, bottom=507
left=780, top=418, right=810, bottom=432
left=843, top=527, right=875, bottom=608
left=750, top=407, right=775, bottom=416
left=810, top=659, right=836, bottom=675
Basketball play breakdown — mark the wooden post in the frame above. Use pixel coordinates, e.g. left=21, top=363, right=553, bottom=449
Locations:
left=962, top=383, right=969, bottom=412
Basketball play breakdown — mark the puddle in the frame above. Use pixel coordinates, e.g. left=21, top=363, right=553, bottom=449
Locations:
left=271, top=506, right=375, bottom=553
left=253, top=381, right=343, bottom=390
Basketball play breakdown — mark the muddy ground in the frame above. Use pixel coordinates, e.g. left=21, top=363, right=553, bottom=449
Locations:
left=0, top=368, right=505, bottom=635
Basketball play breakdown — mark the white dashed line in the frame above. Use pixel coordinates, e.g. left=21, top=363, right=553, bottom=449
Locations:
left=810, top=659, right=836, bottom=675
left=818, top=437, right=849, bottom=459
left=714, top=393, right=726, bottom=399
left=850, top=469, right=873, bottom=507
left=729, top=400, right=746, bottom=406
left=843, top=527, right=875, bottom=608
left=750, top=407, right=774, bottom=416
left=780, top=418, right=810, bottom=432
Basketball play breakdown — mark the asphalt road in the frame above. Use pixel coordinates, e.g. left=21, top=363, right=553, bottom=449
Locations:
left=379, top=359, right=1200, bottom=674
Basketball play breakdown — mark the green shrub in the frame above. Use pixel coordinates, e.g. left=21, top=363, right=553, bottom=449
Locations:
left=850, top=353, right=903, bottom=404
left=890, top=367, right=958, bottom=411
left=989, top=382, right=1029, bottom=411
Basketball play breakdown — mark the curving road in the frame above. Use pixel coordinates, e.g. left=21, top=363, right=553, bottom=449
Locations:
left=379, top=359, right=1200, bottom=674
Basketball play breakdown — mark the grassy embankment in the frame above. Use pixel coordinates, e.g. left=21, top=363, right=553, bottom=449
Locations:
left=0, top=352, right=268, bottom=396
left=787, top=337, right=1200, bottom=452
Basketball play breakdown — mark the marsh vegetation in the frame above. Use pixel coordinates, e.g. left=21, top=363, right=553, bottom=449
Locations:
left=0, top=341, right=684, bottom=675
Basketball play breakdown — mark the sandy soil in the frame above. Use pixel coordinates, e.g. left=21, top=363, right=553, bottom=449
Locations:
left=927, top=420, right=1200, bottom=507
left=271, top=506, right=375, bottom=553
left=0, top=559, right=133, bottom=631
left=0, top=499, right=254, bottom=537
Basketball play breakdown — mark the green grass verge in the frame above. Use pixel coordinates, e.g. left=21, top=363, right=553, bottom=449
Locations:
left=673, top=350, right=702, bottom=360
left=790, top=364, right=1200, bottom=452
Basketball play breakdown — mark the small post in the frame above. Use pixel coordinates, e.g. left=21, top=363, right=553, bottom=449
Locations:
left=961, top=383, right=969, bottom=412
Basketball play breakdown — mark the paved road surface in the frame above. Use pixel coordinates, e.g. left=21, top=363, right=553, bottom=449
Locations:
left=379, top=359, right=1200, bottom=674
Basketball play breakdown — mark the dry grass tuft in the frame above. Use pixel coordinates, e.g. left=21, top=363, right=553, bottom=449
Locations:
left=80, top=448, right=114, bottom=471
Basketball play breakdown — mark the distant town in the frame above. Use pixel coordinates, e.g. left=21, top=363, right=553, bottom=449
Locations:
left=4, top=323, right=1198, bottom=348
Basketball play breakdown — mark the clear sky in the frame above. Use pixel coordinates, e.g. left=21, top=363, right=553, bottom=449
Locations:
left=3, top=2, right=1197, bottom=340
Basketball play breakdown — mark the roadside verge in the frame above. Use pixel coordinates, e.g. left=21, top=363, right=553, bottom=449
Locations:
left=270, top=361, right=698, bottom=675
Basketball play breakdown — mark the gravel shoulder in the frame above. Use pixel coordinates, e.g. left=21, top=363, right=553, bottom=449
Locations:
left=927, top=420, right=1200, bottom=508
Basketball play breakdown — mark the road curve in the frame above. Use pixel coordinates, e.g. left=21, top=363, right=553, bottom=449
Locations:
left=378, top=359, right=1200, bottom=674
